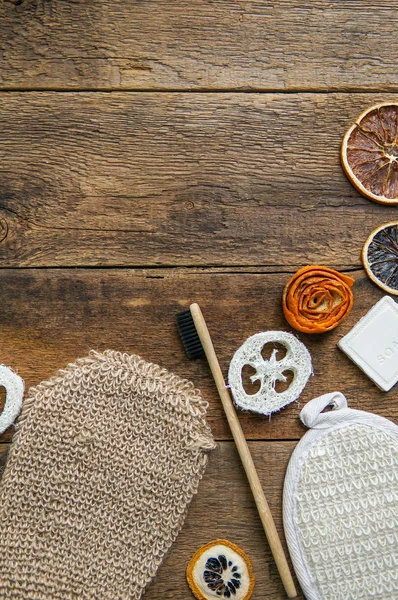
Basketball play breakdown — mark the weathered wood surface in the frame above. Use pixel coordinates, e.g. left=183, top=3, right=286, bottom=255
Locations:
left=0, top=440, right=303, bottom=599
left=1, top=2, right=398, bottom=598
left=1, top=92, right=398, bottom=268
left=1, top=1, right=398, bottom=92
left=0, top=268, right=395, bottom=446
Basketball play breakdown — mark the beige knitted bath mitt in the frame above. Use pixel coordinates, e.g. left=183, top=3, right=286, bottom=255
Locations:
left=0, top=350, right=216, bottom=599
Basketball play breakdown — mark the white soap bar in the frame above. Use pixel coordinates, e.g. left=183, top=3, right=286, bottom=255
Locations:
left=338, top=296, right=398, bottom=391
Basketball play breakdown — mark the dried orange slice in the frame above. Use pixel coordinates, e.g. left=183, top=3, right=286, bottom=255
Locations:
left=362, top=221, right=398, bottom=295
left=282, top=266, right=355, bottom=334
left=341, top=103, right=398, bottom=204
left=186, top=539, right=255, bottom=600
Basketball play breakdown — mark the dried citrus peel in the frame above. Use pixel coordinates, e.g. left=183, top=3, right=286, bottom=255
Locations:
left=186, top=539, right=255, bottom=600
left=283, top=266, right=355, bottom=334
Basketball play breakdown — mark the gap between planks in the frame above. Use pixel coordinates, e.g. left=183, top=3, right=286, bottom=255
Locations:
left=2, top=88, right=398, bottom=94
left=0, top=265, right=365, bottom=274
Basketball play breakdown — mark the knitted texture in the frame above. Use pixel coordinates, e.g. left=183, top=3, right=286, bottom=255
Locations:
left=283, top=393, right=398, bottom=600
left=0, top=350, right=216, bottom=600
left=228, top=332, right=312, bottom=415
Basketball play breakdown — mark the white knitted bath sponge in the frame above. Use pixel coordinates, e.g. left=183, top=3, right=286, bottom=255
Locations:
left=0, top=350, right=216, bottom=600
left=283, top=392, right=398, bottom=600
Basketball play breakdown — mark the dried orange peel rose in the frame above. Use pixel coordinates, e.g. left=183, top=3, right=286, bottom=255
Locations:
left=341, top=103, right=398, bottom=204
left=282, top=266, right=354, bottom=334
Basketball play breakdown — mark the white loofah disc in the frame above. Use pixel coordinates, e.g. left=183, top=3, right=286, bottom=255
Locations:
left=0, top=365, right=24, bottom=435
left=228, top=331, right=312, bottom=415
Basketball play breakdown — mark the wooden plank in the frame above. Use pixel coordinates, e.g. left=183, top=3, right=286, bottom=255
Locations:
left=0, top=440, right=303, bottom=599
left=147, top=442, right=302, bottom=599
left=0, top=268, right=396, bottom=445
left=0, top=92, right=397, bottom=268
left=1, top=1, right=397, bottom=92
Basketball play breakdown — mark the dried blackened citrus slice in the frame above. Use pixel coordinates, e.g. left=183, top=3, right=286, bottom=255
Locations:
left=186, top=539, right=255, bottom=600
left=341, top=103, right=398, bottom=204
left=362, top=221, right=398, bottom=294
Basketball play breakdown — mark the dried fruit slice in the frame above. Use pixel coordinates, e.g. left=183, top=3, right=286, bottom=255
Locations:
left=186, top=539, right=255, bottom=600
left=282, top=266, right=355, bottom=334
left=362, top=221, right=398, bottom=294
left=341, top=103, right=398, bottom=204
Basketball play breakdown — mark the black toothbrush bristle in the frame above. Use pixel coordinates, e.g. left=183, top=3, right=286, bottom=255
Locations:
left=176, top=309, right=205, bottom=359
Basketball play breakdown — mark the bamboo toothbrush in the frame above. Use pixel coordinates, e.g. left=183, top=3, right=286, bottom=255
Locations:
left=176, top=303, right=297, bottom=599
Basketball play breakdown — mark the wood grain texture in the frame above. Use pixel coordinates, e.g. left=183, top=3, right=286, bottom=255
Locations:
left=1, top=0, right=398, bottom=92
left=1, top=92, right=398, bottom=268
left=189, top=303, right=297, bottom=598
left=0, top=1, right=397, bottom=598
left=0, top=268, right=396, bottom=445
left=0, top=440, right=303, bottom=599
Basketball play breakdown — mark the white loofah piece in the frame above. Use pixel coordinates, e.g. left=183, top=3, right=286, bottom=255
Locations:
left=228, top=331, right=312, bottom=415
left=283, top=393, right=398, bottom=600
left=0, top=365, right=24, bottom=435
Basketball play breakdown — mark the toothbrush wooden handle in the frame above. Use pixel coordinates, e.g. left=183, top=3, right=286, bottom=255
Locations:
left=189, top=303, right=297, bottom=599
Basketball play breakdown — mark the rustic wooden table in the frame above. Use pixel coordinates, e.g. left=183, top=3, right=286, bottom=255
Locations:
left=1, top=2, right=397, bottom=598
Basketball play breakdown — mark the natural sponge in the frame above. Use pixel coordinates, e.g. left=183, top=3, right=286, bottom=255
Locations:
left=0, top=350, right=215, bottom=600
